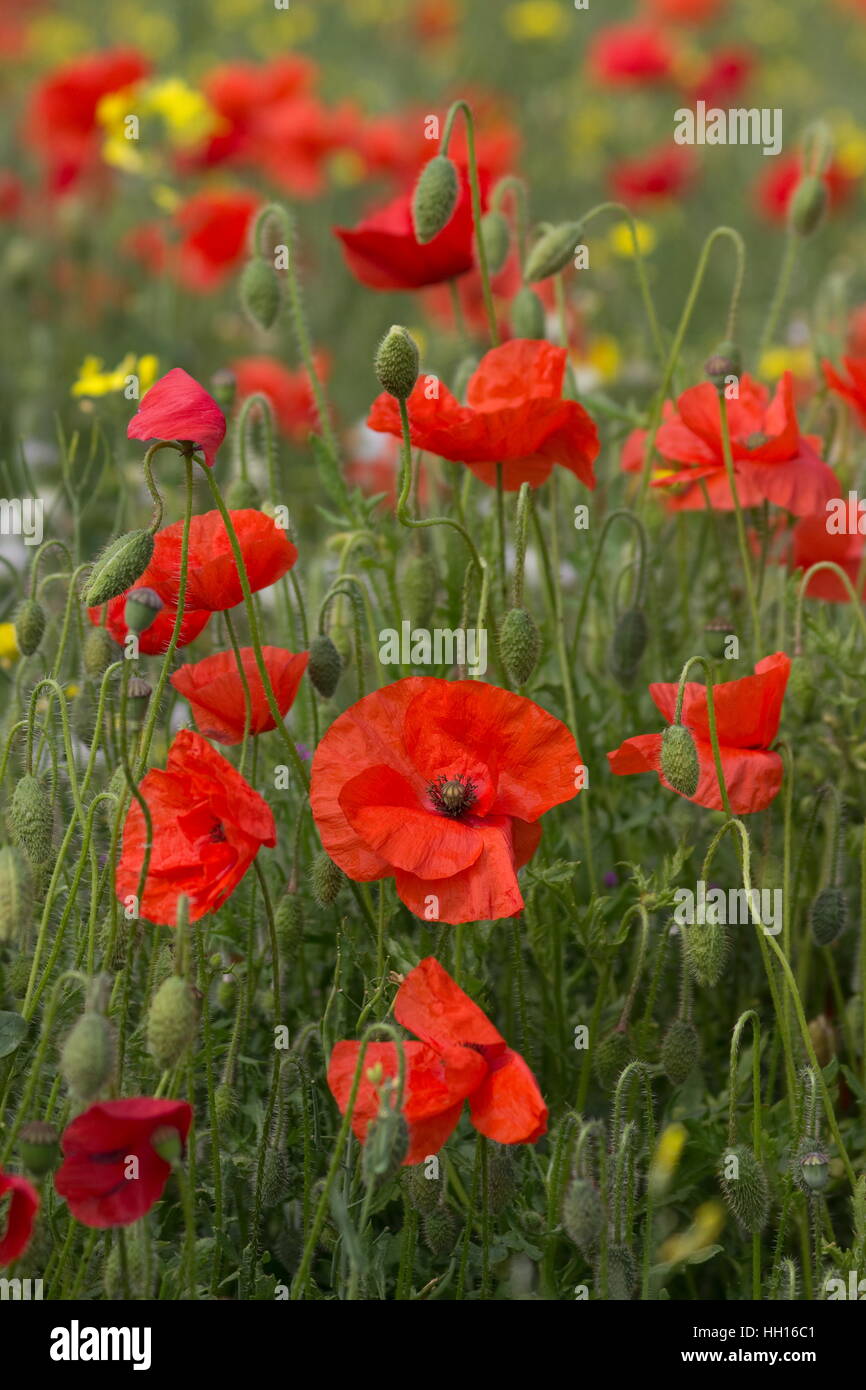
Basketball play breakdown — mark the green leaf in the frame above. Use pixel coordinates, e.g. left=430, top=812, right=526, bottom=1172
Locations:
left=0, top=1011, right=26, bottom=1058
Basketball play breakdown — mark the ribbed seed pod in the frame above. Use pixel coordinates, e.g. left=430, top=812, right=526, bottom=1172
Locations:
left=593, top=1029, right=634, bottom=1090
left=661, top=723, right=700, bottom=798
left=17, top=1121, right=60, bottom=1177
left=240, top=256, right=281, bottom=329
left=810, top=886, right=847, bottom=947
left=411, top=155, right=459, bottom=244
left=147, top=975, right=199, bottom=1069
left=83, top=529, right=154, bottom=606
left=719, top=1144, right=770, bottom=1232
left=562, top=1176, right=605, bottom=1255
left=608, top=608, right=648, bottom=688
left=661, top=1017, right=700, bottom=1085
left=308, top=634, right=342, bottom=699
left=422, top=1202, right=460, bottom=1255
left=792, top=1138, right=830, bottom=1194
left=684, top=921, right=729, bottom=988
left=0, top=846, right=34, bottom=945
left=311, top=851, right=344, bottom=906
left=499, top=608, right=541, bottom=686
left=60, top=1011, right=116, bottom=1100
left=14, top=598, right=46, bottom=656
left=124, top=587, right=163, bottom=636
left=10, top=774, right=53, bottom=865
left=510, top=286, right=545, bottom=340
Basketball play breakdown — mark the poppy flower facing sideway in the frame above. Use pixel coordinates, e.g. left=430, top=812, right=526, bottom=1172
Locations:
left=328, top=956, right=547, bottom=1164
left=786, top=515, right=866, bottom=602
left=54, top=1098, right=192, bottom=1228
left=368, top=339, right=599, bottom=490
left=587, top=24, right=677, bottom=86
left=137, top=509, right=298, bottom=613
left=116, top=729, right=276, bottom=925
left=607, top=652, right=791, bottom=814
left=0, top=1166, right=39, bottom=1265
left=823, top=356, right=866, bottom=431
left=232, top=355, right=328, bottom=442
left=128, top=367, right=226, bottom=468
left=171, top=647, right=309, bottom=744
left=310, top=677, right=580, bottom=924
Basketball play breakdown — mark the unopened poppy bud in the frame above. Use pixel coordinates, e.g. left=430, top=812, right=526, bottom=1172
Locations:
left=214, top=1082, right=237, bottom=1127
left=240, top=255, right=281, bottom=330
left=216, top=975, right=236, bottom=1011
left=151, top=1124, right=183, bottom=1166
left=605, top=1244, right=637, bottom=1301
left=308, top=633, right=342, bottom=699
left=499, top=607, right=541, bottom=686
left=83, top=529, right=155, bottom=607
left=661, top=723, right=700, bottom=798
left=608, top=608, right=648, bottom=688
left=661, top=1017, right=699, bottom=1085
left=126, top=676, right=152, bottom=726
left=524, top=221, right=583, bottom=283
left=422, top=1202, right=459, bottom=1255
left=0, top=846, right=33, bottom=945
left=401, top=1165, right=441, bottom=1213
left=487, top=1145, right=518, bottom=1214
left=562, top=1176, right=605, bottom=1254
left=124, top=587, right=163, bottom=635
left=789, top=176, right=827, bottom=236
left=375, top=325, right=419, bottom=401
left=225, top=476, right=260, bottom=510
left=795, top=1141, right=830, bottom=1193
left=14, top=597, right=46, bottom=656
left=684, top=921, right=729, bottom=988
left=274, top=892, right=304, bottom=964
left=719, top=1144, right=770, bottom=1232
left=401, top=551, right=438, bottom=627
left=147, top=975, right=199, bottom=1069
left=10, top=774, right=53, bottom=866
left=411, top=155, right=459, bottom=244
left=61, top=1010, right=116, bottom=1100
left=18, top=1120, right=60, bottom=1176
left=480, top=210, right=510, bottom=276
left=312, top=851, right=343, bottom=906
left=593, top=1028, right=634, bottom=1090
left=83, top=625, right=119, bottom=677
left=510, top=286, right=545, bottom=339
left=810, top=885, right=847, bottom=946
left=210, top=367, right=236, bottom=409
left=259, top=1147, right=292, bottom=1205
left=704, top=340, right=741, bottom=389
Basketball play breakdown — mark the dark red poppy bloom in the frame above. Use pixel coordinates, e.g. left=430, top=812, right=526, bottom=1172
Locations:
left=627, top=372, right=838, bottom=515
left=128, top=367, right=226, bottom=468
left=823, top=356, right=866, bottom=430
left=310, top=677, right=580, bottom=924
left=87, top=598, right=210, bottom=656
left=116, top=729, right=276, bottom=925
left=610, top=145, right=695, bottom=206
left=140, top=508, right=297, bottom=612
left=54, top=1098, right=192, bottom=1228
left=754, top=156, right=856, bottom=223
left=232, top=355, right=328, bottom=442
left=171, top=647, right=309, bottom=744
left=786, top=515, right=866, bottom=602
left=0, top=1166, right=39, bottom=1265
left=587, top=24, right=676, bottom=86
left=328, top=956, right=547, bottom=1164
left=368, top=339, right=599, bottom=491
left=334, top=162, right=485, bottom=291
left=607, top=652, right=790, bottom=814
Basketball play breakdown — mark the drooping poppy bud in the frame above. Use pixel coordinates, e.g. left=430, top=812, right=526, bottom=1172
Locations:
left=401, top=551, right=438, bottom=628
left=684, top=920, right=729, bottom=988
left=719, top=1144, right=770, bottom=1232
left=810, top=885, right=847, bottom=946
left=499, top=607, right=541, bottom=687
left=510, top=286, right=545, bottom=339
left=608, top=608, right=648, bottom=688
left=275, top=892, right=304, bottom=965
left=60, top=1010, right=116, bottom=1101
left=83, top=625, right=120, bottom=677
left=240, top=256, right=281, bottom=330
left=422, top=1202, right=460, bottom=1255
left=411, top=155, right=459, bottom=245
left=593, top=1028, right=634, bottom=1090
left=562, top=1177, right=605, bottom=1255
left=524, top=221, right=582, bottom=283
left=480, top=210, right=510, bottom=276
left=308, top=633, right=342, bottom=699
left=312, top=851, right=344, bottom=906
left=14, top=598, right=46, bottom=656
left=375, top=325, right=419, bottom=401
left=661, top=723, right=700, bottom=798
left=83, top=529, right=155, bottom=607
left=10, top=774, right=53, bottom=866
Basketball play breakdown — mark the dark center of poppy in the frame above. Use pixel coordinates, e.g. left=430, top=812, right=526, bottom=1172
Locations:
left=209, top=822, right=227, bottom=842
left=428, top=774, right=477, bottom=818
left=744, top=431, right=770, bottom=449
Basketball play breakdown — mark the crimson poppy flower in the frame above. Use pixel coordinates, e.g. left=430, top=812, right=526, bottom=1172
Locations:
left=25, top=48, right=149, bottom=191
left=368, top=339, right=599, bottom=491
left=628, top=372, right=838, bottom=515
left=54, top=1098, right=192, bottom=1228
left=173, top=190, right=259, bottom=290
left=232, top=355, right=328, bottom=442
left=128, top=368, right=226, bottom=468
left=334, top=162, right=486, bottom=291
left=607, top=652, right=790, bottom=814
left=688, top=47, right=753, bottom=105
left=754, top=156, right=856, bottom=223
left=587, top=24, right=677, bottom=86
left=328, top=956, right=547, bottom=1164
left=609, top=145, right=695, bottom=206
left=786, top=515, right=865, bottom=602
left=0, top=1166, right=39, bottom=1265
left=87, top=598, right=210, bottom=656
left=140, top=508, right=297, bottom=612
left=116, top=729, right=276, bottom=924
left=310, top=677, right=580, bottom=924
left=823, top=356, right=866, bottom=430
left=171, top=647, right=309, bottom=744
left=643, top=0, right=726, bottom=20
left=193, top=56, right=316, bottom=168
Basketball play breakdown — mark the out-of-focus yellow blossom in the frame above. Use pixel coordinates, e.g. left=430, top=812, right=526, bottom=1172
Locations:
left=0, top=623, right=20, bottom=666
left=609, top=220, right=656, bottom=259
left=148, top=80, right=221, bottom=148
left=98, top=79, right=222, bottom=174
left=833, top=121, right=866, bottom=179
left=759, top=347, right=815, bottom=381
left=572, top=335, right=621, bottom=386
left=649, top=1122, right=687, bottom=1196
left=152, top=184, right=181, bottom=213
left=72, top=355, right=159, bottom=399
left=505, top=1, right=569, bottom=41
left=660, top=1200, right=725, bottom=1265
left=25, top=15, right=90, bottom=62
left=328, top=151, right=367, bottom=188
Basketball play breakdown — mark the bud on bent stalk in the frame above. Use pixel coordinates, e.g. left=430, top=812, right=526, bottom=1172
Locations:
left=240, top=256, right=281, bottom=330
left=311, top=850, right=344, bottom=906
left=375, top=325, right=420, bottom=401
left=10, top=774, right=53, bottom=866
left=60, top=1010, right=116, bottom=1101
left=411, top=156, right=459, bottom=245
left=147, top=974, right=199, bottom=1069
left=83, top=529, right=155, bottom=607
left=14, top=598, right=46, bottom=656
left=308, top=633, right=342, bottom=699
left=524, top=221, right=583, bottom=284
left=510, top=286, right=545, bottom=339
left=480, top=210, right=510, bottom=277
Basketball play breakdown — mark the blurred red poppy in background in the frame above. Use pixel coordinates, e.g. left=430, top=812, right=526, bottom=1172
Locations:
left=754, top=156, right=856, bottom=223
left=823, top=355, right=866, bottom=429
left=116, top=729, right=276, bottom=924
left=232, top=355, right=328, bottom=442
left=173, top=190, right=259, bottom=290
left=128, top=367, right=226, bottom=467
left=786, top=514, right=866, bottom=601
left=608, top=652, right=791, bottom=813
left=610, top=144, right=695, bottom=206
left=587, top=24, right=677, bottom=86
left=643, top=0, right=726, bottom=20
left=171, top=647, right=309, bottom=743
left=311, top=677, right=580, bottom=923
left=193, top=55, right=317, bottom=168
left=0, top=1166, right=39, bottom=1265
left=55, top=1098, right=192, bottom=1228
left=368, top=339, right=599, bottom=490
left=328, top=956, right=547, bottom=1163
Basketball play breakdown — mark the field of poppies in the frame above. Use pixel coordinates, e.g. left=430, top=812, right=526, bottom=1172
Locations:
left=2, top=0, right=866, bottom=1312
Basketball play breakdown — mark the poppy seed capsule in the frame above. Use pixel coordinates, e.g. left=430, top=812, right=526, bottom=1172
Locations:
left=0, top=845, right=33, bottom=945
left=661, top=723, right=700, bottom=798
left=308, top=633, right=342, bottom=699
left=794, top=1140, right=830, bottom=1193
left=83, top=625, right=119, bottom=677
left=124, top=586, right=163, bottom=635
left=810, top=885, right=847, bottom=947
left=10, top=774, right=53, bottom=865
left=661, top=1017, right=700, bottom=1085
left=14, top=597, right=46, bottom=656
left=510, top=286, right=546, bottom=339
left=524, top=221, right=583, bottom=283
left=18, top=1120, right=60, bottom=1177
left=240, top=255, right=281, bottom=330
left=480, top=210, right=510, bottom=277
left=60, top=1010, right=116, bottom=1100
left=83, top=528, right=155, bottom=607
left=609, top=607, right=649, bottom=688
left=225, top=476, right=261, bottom=510
left=719, top=1144, right=770, bottom=1232
left=147, top=975, right=199, bottom=1069
left=375, top=325, right=420, bottom=401
left=562, top=1176, right=605, bottom=1255
left=499, top=607, right=542, bottom=686
left=704, top=340, right=742, bottom=389
left=411, top=155, right=459, bottom=245
left=312, top=850, right=344, bottom=906
left=789, top=176, right=827, bottom=237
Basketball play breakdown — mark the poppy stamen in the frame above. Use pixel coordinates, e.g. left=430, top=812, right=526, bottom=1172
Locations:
left=428, top=774, right=477, bottom=818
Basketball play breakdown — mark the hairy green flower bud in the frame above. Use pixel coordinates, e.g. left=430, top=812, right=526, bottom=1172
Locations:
left=240, top=255, right=281, bottom=330
left=524, top=221, right=582, bottom=283
left=147, top=975, right=199, bottom=1069
left=604, top=1243, right=637, bottom=1301
left=422, top=1201, right=459, bottom=1255
left=124, top=587, right=163, bottom=636
left=308, top=633, right=342, bottom=699
left=684, top=920, right=729, bottom=988
left=789, top=176, right=827, bottom=237
left=593, top=1028, right=634, bottom=1090
left=83, top=625, right=120, bottom=677
left=84, top=529, right=155, bottom=607
left=10, top=774, right=53, bottom=866
left=499, top=607, right=541, bottom=686
left=401, top=1164, right=441, bottom=1213
left=14, top=598, right=46, bottom=656
left=225, top=477, right=261, bottom=510
left=480, top=210, right=510, bottom=276
left=375, top=325, right=419, bottom=401
left=719, top=1144, right=770, bottom=1232
left=562, top=1176, right=605, bottom=1255
left=311, top=851, right=344, bottom=906
left=608, top=607, right=648, bottom=688
left=274, top=892, right=304, bottom=965
left=0, top=846, right=33, bottom=946
left=487, top=1144, right=518, bottom=1214
left=18, top=1120, right=60, bottom=1177
left=661, top=1017, right=700, bottom=1085
left=401, top=552, right=438, bottom=628
left=214, top=1082, right=237, bottom=1128
left=810, top=885, right=847, bottom=947
left=61, top=1010, right=116, bottom=1100
left=661, top=723, right=700, bottom=798
left=510, top=286, right=545, bottom=339
left=411, top=155, right=459, bottom=244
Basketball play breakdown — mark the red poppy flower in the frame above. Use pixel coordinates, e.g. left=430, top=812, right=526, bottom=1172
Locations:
left=607, top=652, right=790, bottom=814
left=128, top=368, right=226, bottom=468
left=193, top=56, right=316, bottom=168
left=754, top=156, right=856, bottom=223
left=688, top=47, right=753, bottom=105
left=823, top=356, right=866, bottom=430
left=630, top=372, right=838, bottom=515
left=328, top=956, right=547, bottom=1164
left=786, top=514, right=865, bottom=601
left=643, top=0, right=725, bottom=20
left=587, top=24, right=677, bottom=86
left=172, top=190, right=259, bottom=290
left=140, top=509, right=297, bottom=612
left=171, top=647, right=309, bottom=744
left=87, top=599, right=210, bottom=656
left=310, top=677, right=580, bottom=924
left=368, top=339, right=599, bottom=491
left=116, top=729, right=276, bottom=924
left=54, top=1098, right=192, bottom=1228
left=334, top=162, right=486, bottom=291
left=0, top=1166, right=39, bottom=1265
left=610, top=145, right=695, bottom=206
left=232, top=355, right=328, bottom=442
